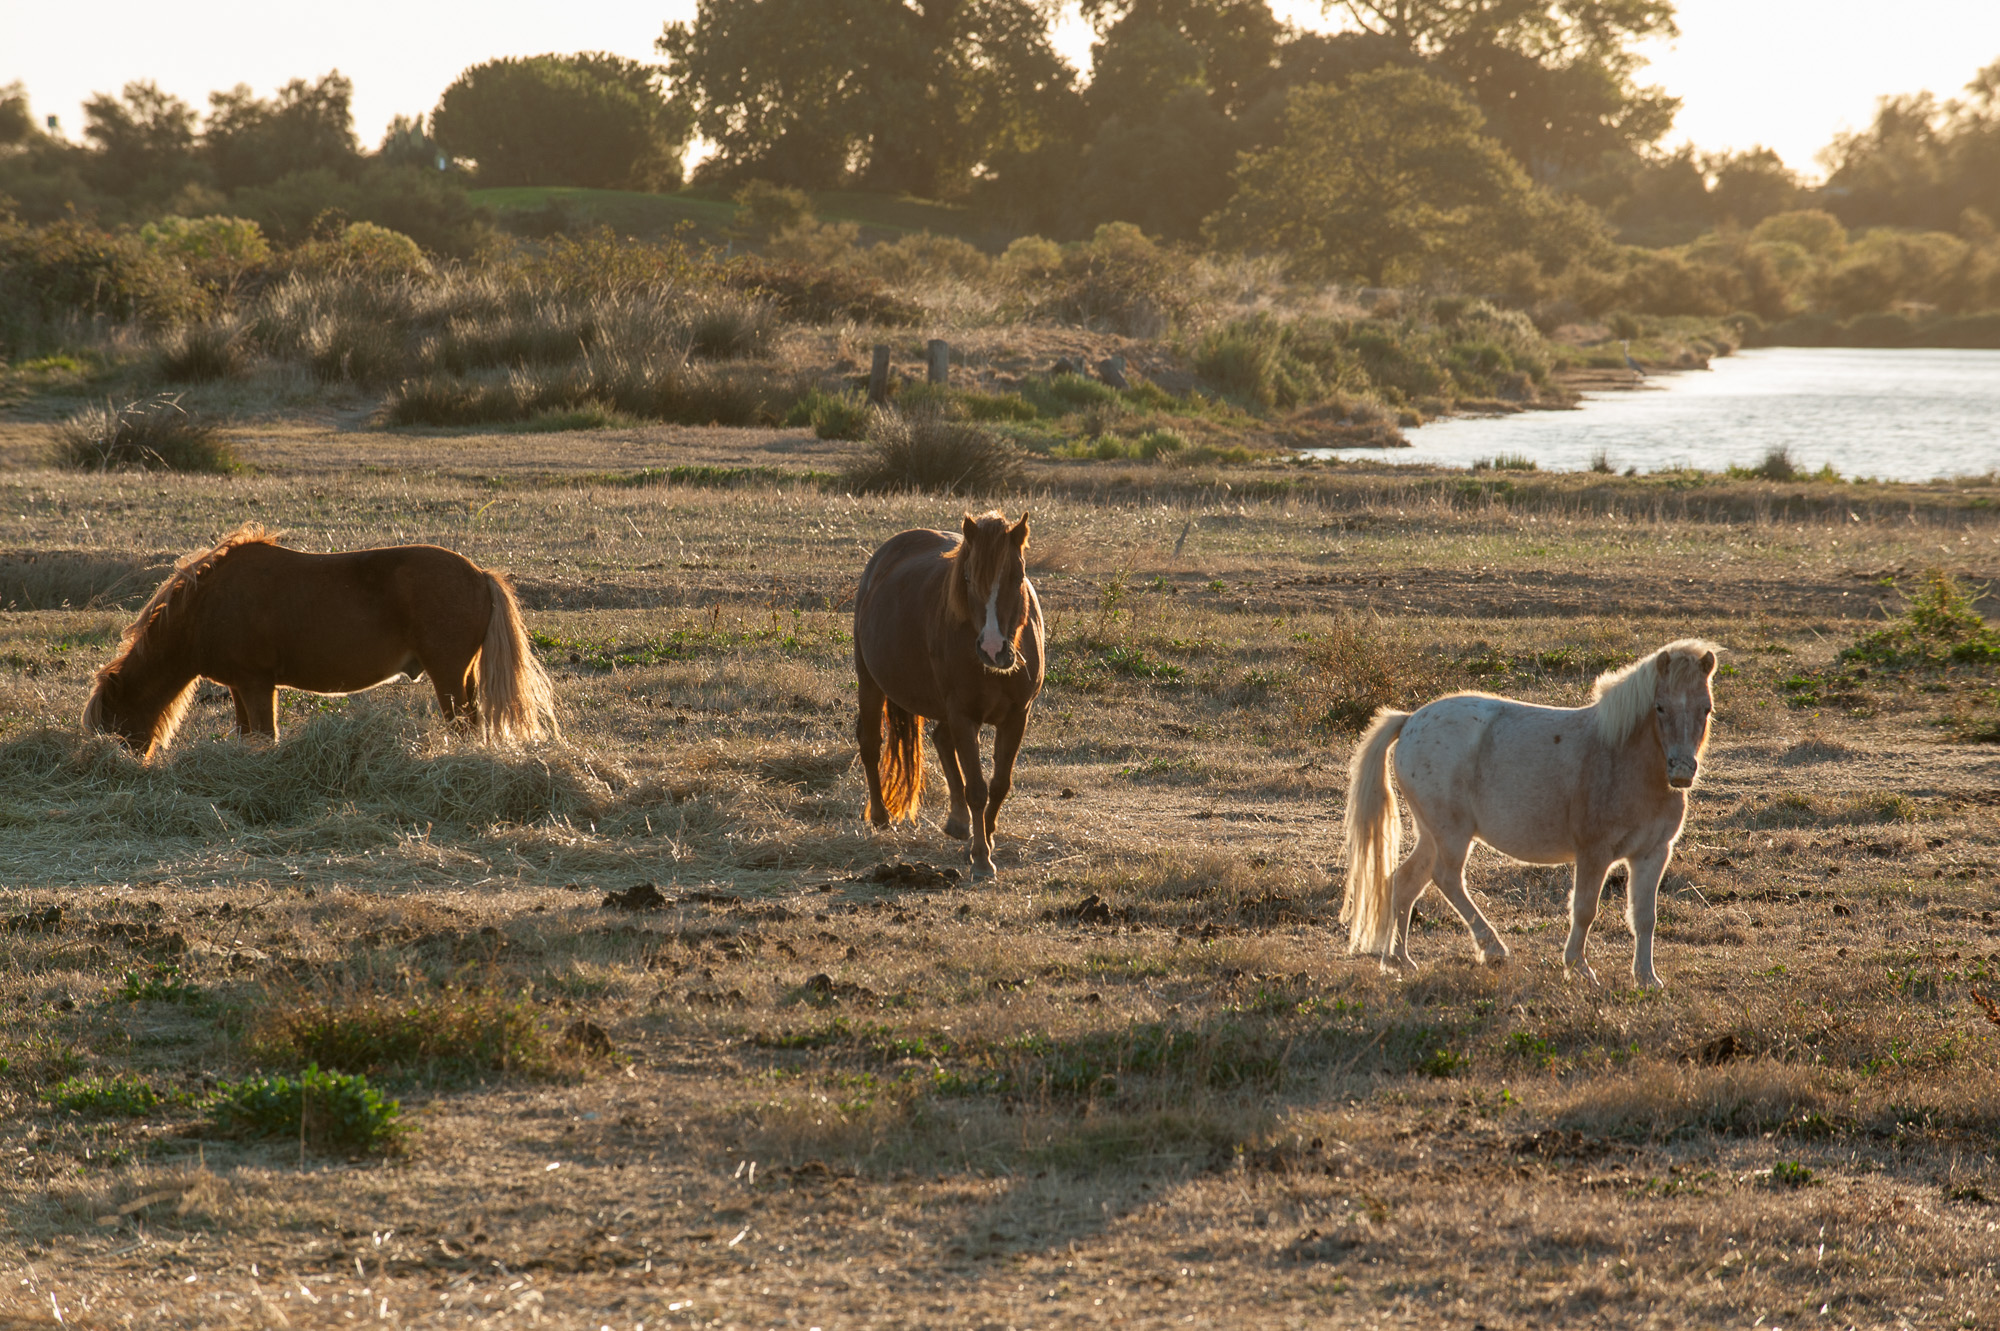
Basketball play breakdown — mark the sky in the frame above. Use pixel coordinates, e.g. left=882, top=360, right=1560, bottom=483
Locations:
left=4, top=1, right=1998, bottom=182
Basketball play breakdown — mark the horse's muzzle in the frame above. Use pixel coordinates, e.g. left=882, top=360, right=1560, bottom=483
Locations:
left=979, top=644, right=1019, bottom=673
left=1667, top=760, right=1698, bottom=788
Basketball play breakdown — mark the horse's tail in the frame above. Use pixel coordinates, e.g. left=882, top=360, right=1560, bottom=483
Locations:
left=1341, top=707, right=1409, bottom=958
left=477, top=572, right=559, bottom=743
left=876, top=700, right=925, bottom=823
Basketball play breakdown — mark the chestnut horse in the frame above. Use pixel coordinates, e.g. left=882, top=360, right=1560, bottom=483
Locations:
left=83, top=526, right=558, bottom=758
left=1341, top=640, right=1719, bottom=989
left=854, top=511, right=1044, bottom=879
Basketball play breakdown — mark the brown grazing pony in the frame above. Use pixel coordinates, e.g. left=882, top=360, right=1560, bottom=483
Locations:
left=83, top=526, right=558, bottom=759
left=854, top=511, right=1044, bottom=880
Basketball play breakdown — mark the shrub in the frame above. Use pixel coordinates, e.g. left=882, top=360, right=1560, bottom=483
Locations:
left=138, top=215, right=271, bottom=290
left=0, top=215, right=207, bottom=351
left=54, top=394, right=239, bottom=473
left=1030, top=223, right=1194, bottom=337
left=843, top=406, right=1024, bottom=495
left=1291, top=614, right=1463, bottom=732
left=289, top=221, right=434, bottom=281
left=208, top=1063, right=405, bottom=1154
left=783, top=386, right=869, bottom=440
left=47, top=1072, right=163, bottom=1117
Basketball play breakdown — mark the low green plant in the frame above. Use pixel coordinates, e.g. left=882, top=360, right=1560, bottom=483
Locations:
left=208, top=1064, right=405, bottom=1155
left=53, top=395, right=240, bottom=473
left=1768, top=1160, right=1815, bottom=1188
left=47, top=1072, right=163, bottom=1117
left=1844, top=570, right=2000, bottom=667
left=118, top=964, right=204, bottom=1005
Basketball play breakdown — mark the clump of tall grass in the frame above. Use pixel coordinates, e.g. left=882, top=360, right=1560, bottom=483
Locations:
left=1471, top=453, right=1538, bottom=472
left=682, top=291, right=777, bottom=359
left=252, top=988, right=557, bottom=1084
left=154, top=320, right=246, bottom=383
left=1728, top=445, right=1841, bottom=482
left=843, top=406, right=1025, bottom=495
left=54, top=394, right=239, bottom=473
left=384, top=355, right=777, bottom=428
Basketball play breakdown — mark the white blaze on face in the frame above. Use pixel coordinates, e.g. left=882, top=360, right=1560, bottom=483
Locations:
left=980, top=576, right=1005, bottom=659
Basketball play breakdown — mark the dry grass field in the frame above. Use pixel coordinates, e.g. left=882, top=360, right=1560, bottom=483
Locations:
left=0, top=419, right=1997, bottom=1329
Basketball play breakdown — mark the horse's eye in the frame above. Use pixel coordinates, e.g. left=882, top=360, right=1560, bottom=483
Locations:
left=1655, top=704, right=1665, bottom=713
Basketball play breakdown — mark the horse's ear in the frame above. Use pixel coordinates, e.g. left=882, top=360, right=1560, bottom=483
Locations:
left=1655, top=650, right=1673, bottom=676
left=1699, top=650, right=1717, bottom=677
left=1009, top=512, right=1030, bottom=547
left=962, top=514, right=980, bottom=542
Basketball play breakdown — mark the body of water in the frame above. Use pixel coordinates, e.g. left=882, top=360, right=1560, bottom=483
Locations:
left=1302, top=347, right=2000, bottom=482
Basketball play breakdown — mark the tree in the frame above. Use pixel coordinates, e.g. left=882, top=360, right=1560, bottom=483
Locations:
left=657, top=0, right=1078, bottom=198
left=1705, top=147, right=1799, bottom=227
left=1327, top=0, right=1680, bottom=181
left=1821, top=60, right=2000, bottom=233
left=2, top=82, right=42, bottom=149
left=1206, top=66, right=1591, bottom=284
left=430, top=54, right=691, bottom=190
left=82, top=82, right=202, bottom=201
left=205, top=73, right=360, bottom=192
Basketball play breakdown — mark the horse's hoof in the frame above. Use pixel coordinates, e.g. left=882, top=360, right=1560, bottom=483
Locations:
left=1634, top=972, right=1664, bottom=991
left=968, top=861, right=996, bottom=882
left=1566, top=963, right=1601, bottom=987
left=943, top=818, right=971, bottom=840
left=1480, top=943, right=1511, bottom=966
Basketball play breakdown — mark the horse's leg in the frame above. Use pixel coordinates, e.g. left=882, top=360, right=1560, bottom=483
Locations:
left=429, top=664, right=477, bottom=731
left=944, top=704, right=996, bottom=880
left=234, top=679, right=278, bottom=740
left=1564, top=853, right=1616, bottom=986
left=931, top=720, right=971, bottom=840
left=1430, top=846, right=1509, bottom=966
left=855, top=668, right=890, bottom=827
left=983, top=707, right=1028, bottom=845
left=1625, top=844, right=1673, bottom=990
left=1384, top=834, right=1439, bottom=971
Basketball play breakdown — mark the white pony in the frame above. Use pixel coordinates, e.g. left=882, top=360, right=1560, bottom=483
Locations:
left=1341, top=640, right=1720, bottom=989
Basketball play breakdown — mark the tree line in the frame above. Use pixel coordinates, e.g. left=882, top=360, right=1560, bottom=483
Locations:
left=1, top=1, right=1998, bottom=317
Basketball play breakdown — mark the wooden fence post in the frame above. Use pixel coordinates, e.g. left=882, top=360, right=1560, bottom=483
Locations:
left=927, top=339, right=950, bottom=386
left=868, top=344, right=891, bottom=405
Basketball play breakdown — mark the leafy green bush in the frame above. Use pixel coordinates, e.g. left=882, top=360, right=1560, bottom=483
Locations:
left=783, top=386, right=869, bottom=440
left=138, top=215, right=271, bottom=290
left=48, top=1072, right=164, bottom=1117
left=208, top=1063, right=405, bottom=1154
left=0, top=216, right=207, bottom=353
left=54, top=394, right=239, bottom=473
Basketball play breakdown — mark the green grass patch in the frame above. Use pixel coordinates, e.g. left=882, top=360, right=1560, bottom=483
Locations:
left=117, top=963, right=205, bottom=1005
left=1844, top=570, right=2000, bottom=668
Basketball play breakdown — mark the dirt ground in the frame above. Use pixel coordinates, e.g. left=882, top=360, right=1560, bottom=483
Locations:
left=0, top=423, right=1997, bottom=1329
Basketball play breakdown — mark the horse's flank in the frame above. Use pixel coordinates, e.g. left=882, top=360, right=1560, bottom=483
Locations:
left=83, top=526, right=556, bottom=757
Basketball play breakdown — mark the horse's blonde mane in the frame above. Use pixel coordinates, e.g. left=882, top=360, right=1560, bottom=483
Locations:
left=1592, top=638, right=1722, bottom=745
left=89, top=524, right=282, bottom=753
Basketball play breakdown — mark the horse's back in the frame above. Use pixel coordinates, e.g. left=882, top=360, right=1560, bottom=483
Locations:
left=1394, top=692, right=1593, bottom=861
left=858, top=528, right=955, bottom=601
left=193, top=542, right=492, bottom=691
